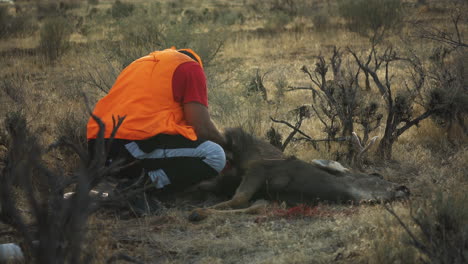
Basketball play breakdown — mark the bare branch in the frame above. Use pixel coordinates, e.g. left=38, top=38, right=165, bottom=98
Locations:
left=270, top=117, right=313, bottom=140
left=413, top=12, right=467, bottom=48
left=348, top=48, right=389, bottom=100
left=395, top=110, right=434, bottom=138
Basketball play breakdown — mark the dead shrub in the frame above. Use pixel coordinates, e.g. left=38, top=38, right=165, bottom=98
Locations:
left=0, top=110, right=131, bottom=263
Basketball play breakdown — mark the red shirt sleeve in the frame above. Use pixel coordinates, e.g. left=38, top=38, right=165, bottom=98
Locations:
left=172, top=61, right=208, bottom=107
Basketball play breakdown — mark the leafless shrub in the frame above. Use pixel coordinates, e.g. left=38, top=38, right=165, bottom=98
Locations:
left=282, top=47, right=382, bottom=164
left=246, top=69, right=270, bottom=102
left=349, top=44, right=443, bottom=160
left=78, top=54, right=121, bottom=94
left=266, top=127, right=283, bottom=150
left=270, top=105, right=312, bottom=152
left=0, top=108, right=135, bottom=263
left=413, top=8, right=467, bottom=49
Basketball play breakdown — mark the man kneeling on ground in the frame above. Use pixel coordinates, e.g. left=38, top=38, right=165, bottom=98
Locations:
left=87, top=47, right=226, bottom=193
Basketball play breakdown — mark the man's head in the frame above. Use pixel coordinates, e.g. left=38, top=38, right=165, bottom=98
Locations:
left=177, top=49, right=203, bottom=68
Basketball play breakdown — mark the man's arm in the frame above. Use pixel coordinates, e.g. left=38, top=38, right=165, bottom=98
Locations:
left=184, top=102, right=226, bottom=147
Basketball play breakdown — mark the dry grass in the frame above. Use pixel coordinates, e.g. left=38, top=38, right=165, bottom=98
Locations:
left=0, top=0, right=467, bottom=263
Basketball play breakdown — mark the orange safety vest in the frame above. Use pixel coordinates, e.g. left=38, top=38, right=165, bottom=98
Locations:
left=87, top=48, right=200, bottom=141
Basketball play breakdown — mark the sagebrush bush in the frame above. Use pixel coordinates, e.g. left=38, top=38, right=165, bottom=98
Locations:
left=0, top=6, right=10, bottom=38
left=311, top=12, right=330, bottom=32
left=0, top=6, right=36, bottom=38
left=36, top=2, right=61, bottom=17
left=110, top=0, right=134, bottom=19
left=264, top=10, right=292, bottom=32
left=428, top=49, right=468, bottom=135
left=214, top=9, right=245, bottom=25
left=36, top=1, right=81, bottom=18
left=39, top=16, right=73, bottom=62
left=268, top=0, right=299, bottom=16
left=114, top=8, right=225, bottom=68
left=55, top=111, right=88, bottom=159
left=338, top=0, right=403, bottom=40
left=413, top=188, right=468, bottom=264
left=373, top=183, right=468, bottom=264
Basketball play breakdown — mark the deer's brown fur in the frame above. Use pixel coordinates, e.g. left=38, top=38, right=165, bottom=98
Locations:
left=189, top=127, right=409, bottom=221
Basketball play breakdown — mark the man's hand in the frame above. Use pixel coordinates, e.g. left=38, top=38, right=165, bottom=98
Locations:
left=184, top=102, right=226, bottom=146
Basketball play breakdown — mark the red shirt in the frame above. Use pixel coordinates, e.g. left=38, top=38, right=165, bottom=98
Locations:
left=172, top=61, right=208, bottom=107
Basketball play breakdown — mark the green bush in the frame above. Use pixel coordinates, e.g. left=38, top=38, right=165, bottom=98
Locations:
left=88, top=0, right=99, bottom=5
left=110, top=0, right=134, bottom=19
left=39, top=16, right=73, bottom=62
left=338, top=0, right=403, bottom=40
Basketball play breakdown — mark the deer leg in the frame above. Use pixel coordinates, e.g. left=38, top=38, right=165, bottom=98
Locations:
left=189, top=166, right=266, bottom=221
left=210, top=169, right=266, bottom=209
left=188, top=200, right=269, bottom=222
